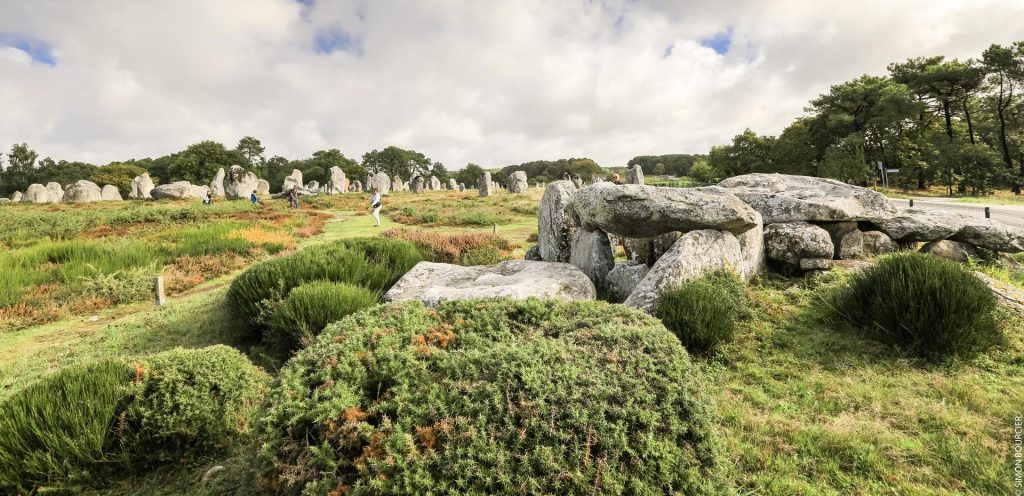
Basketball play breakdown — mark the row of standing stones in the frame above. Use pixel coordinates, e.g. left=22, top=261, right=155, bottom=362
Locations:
left=385, top=172, right=1024, bottom=315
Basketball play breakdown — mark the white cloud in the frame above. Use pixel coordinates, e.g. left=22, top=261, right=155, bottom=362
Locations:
left=0, top=0, right=1022, bottom=169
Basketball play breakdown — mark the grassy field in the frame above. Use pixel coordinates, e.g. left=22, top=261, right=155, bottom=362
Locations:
left=1, top=188, right=1023, bottom=494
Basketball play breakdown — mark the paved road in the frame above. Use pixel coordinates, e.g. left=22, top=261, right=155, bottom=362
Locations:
left=889, top=198, right=1024, bottom=228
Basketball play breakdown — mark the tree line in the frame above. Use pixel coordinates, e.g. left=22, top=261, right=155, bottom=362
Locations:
left=700, top=41, right=1024, bottom=195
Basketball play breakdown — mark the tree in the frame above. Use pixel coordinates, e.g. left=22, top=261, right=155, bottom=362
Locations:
left=90, top=163, right=148, bottom=193
left=35, top=159, right=98, bottom=188
left=236, top=136, right=265, bottom=168
left=687, top=159, right=719, bottom=184
left=981, top=42, right=1024, bottom=171
left=168, top=141, right=247, bottom=184
left=429, top=162, right=449, bottom=181
left=818, top=135, right=872, bottom=184
left=707, top=129, right=775, bottom=177
left=771, top=119, right=819, bottom=176
left=361, top=146, right=432, bottom=179
left=652, top=163, right=666, bottom=176
left=889, top=57, right=984, bottom=144
left=3, top=143, right=39, bottom=194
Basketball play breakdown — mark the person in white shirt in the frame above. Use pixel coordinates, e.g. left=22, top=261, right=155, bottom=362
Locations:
left=369, top=187, right=382, bottom=227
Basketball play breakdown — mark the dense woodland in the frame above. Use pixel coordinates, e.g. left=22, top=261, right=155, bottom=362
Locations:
left=2, top=41, right=1022, bottom=197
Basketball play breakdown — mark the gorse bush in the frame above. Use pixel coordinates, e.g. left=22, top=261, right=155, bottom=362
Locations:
left=382, top=228, right=518, bottom=264
left=123, top=345, right=267, bottom=464
left=827, top=251, right=1001, bottom=360
left=226, top=237, right=422, bottom=332
left=0, top=347, right=265, bottom=492
left=0, top=360, right=134, bottom=492
left=656, top=270, right=745, bottom=354
left=266, top=282, right=379, bottom=354
left=460, top=245, right=509, bottom=265
left=258, top=298, right=725, bottom=495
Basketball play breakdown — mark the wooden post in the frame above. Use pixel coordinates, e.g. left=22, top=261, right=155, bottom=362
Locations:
left=154, top=276, right=166, bottom=307
left=492, top=223, right=496, bottom=234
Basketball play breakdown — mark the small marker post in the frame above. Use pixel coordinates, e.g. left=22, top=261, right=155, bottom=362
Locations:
left=154, top=276, right=166, bottom=307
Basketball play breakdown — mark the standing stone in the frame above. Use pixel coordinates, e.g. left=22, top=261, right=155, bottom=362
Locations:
left=10, top=191, right=22, bottom=202
left=819, top=221, right=864, bottom=259
left=365, top=172, right=391, bottom=195
left=256, top=179, right=271, bottom=196
left=605, top=261, right=650, bottom=303
left=627, top=164, right=644, bottom=185
left=538, top=180, right=578, bottom=263
left=23, top=184, right=51, bottom=203
left=130, top=173, right=155, bottom=199
left=624, top=229, right=743, bottom=313
left=509, top=170, right=528, bottom=193
left=570, top=228, right=615, bottom=289
left=862, top=231, right=898, bottom=256
left=305, top=181, right=320, bottom=192
left=282, top=169, right=303, bottom=192
left=478, top=172, right=494, bottom=197
left=350, top=180, right=363, bottom=193
left=411, top=176, right=424, bottom=193
left=209, top=168, right=226, bottom=197
left=63, top=180, right=103, bottom=203
left=920, top=240, right=979, bottom=263
left=101, top=185, right=123, bottom=201
left=430, top=176, right=442, bottom=191
left=763, top=222, right=834, bottom=268
left=448, top=178, right=458, bottom=191
left=736, top=212, right=766, bottom=280
left=572, top=176, right=583, bottom=189
left=224, top=165, right=260, bottom=199
left=45, top=182, right=64, bottom=203
left=329, top=167, right=347, bottom=194
left=392, top=175, right=403, bottom=192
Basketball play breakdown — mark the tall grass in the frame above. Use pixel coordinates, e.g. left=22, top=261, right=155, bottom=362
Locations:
left=655, top=270, right=745, bottom=354
left=266, top=282, right=379, bottom=353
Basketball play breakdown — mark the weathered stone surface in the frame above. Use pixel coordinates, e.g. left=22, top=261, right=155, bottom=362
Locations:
left=605, top=261, right=649, bottom=303
left=10, top=191, right=22, bottom=202
left=920, top=239, right=980, bottom=263
left=572, top=176, right=583, bottom=189
left=256, top=179, right=271, bottom=196
left=101, top=185, right=123, bottom=201
left=224, top=165, right=259, bottom=199
left=282, top=169, right=303, bottom=192
left=627, top=164, right=644, bottom=185
left=350, top=180, right=363, bottom=193
left=718, top=173, right=898, bottom=223
left=383, top=260, right=596, bottom=307
left=45, top=182, right=64, bottom=203
left=764, top=221, right=834, bottom=267
left=392, top=175, right=403, bottom=192
left=190, top=184, right=210, bottom=198
left=63, top=180, right=103, bottom=203
left=874, top=208, right=965, bottom=242
left=410, top=176, right=424, bottom=193
left=329, top=167, right=347, bottom=194
left=209, top=168, right=226, bottom=197
left=624, top=232, right=680, bottom=267
left=366, top=172, right=391, bottom=195
left=538, top=180, right=577, bottom=263
left=568, top=182, right=759, bottom=237
left=974, top=271, right=1024, bottom=314
left=458, top=183, right=466, bottom=192
left=305, top=181, right=320, bottom=192
left=478, top=172, right=494, bottom=197
left=509, top=170, right=528, bottom=193
left=129, top=173, right=155, bottom=199
left=836, top=229, right=864, bottom=259
left=952, top=219, right=1024, bottom=253
left=23, top=184, right=51, bottom=203
left=524, top=245, right=542, bottom=261
left=0, top=198, right=9, bottom=204
left=862, top=231, right=898, bottom=256
left=152, top=181, right=200, bottom=200
left=429, top=176, right=441, bottom=190
left=447, top=178, right=458, bottom=191
left=799, top=258, right=833, bottom=270
left=736, top=212, right=766, bottom=280
left=624, top=229, right=743, bottom=313
left=570, top=228, right=615, bottom=289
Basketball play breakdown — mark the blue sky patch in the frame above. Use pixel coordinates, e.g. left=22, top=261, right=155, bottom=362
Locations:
left=0, top=33, right=55, bottom=65
left=699, top=27, right=733, bottom=55
left=314, top=25, right=362, bottom=56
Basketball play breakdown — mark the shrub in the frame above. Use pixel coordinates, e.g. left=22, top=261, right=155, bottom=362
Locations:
left=266, top=282, right=379, bottom=354
left=122, top=345, right=267, bottom=464
left=382, top=228, right=518, bottom=264
left=226, top=237, right=422, bottom=330
left=655, top=270, right=745, bottom=354
left=827, top=252, right=1001, bottom=360
left=258, top=298, right=725, bottom=495
left=0, top=359, right=135, bottom=492
left=459, top=245, right=509, bottom=266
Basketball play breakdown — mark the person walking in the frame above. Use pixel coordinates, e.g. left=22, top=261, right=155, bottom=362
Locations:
left=250, top=190, right=259, bottom=204
left=370, top=187, right=382, bottom=227
left=289, top=186, right=299, bottom=209
left=202, top=191, right=212, bottom=205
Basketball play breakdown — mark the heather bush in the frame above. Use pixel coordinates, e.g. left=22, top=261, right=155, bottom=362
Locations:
left=382, top=228, right=518, bottom=264
left=258, top=298, right=725, bottom=494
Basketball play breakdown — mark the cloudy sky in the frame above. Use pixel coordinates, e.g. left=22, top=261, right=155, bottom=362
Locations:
left=1, top=0, right=1023, bottom=169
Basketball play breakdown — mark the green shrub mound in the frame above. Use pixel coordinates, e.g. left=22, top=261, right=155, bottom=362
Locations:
left=123, top=345, right=267, bottom=463
left=829, top=252, right=1001, bottom=359
left=259, top=298, right=725, bottom=495
left=267, top=282, right=379, bottom=353
left=0, top=346, right=265, bottom=492
left=656, top=270, right=745, bottom=354
left=0, top=360, right=134, bottom=491
left=226, top=237, right=422, bottom=330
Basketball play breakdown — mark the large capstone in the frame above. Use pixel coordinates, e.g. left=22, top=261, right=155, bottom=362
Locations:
left=873, top=208, right=965, bottom=242
left=225, top=165, right=260, bottom=199
left=570, top=228, right=615, bottom=289
left=383, top=260, right=596, bottom=307
left=718, top=173, right=898, bottom=223
left=129, top=173, right=155, bottom=199
left=568, top=182, right=759, bottom=237
left=209, top=168, right=226, bottom=197
left=763, top=221, right=834, bottom=267
left=605, top=261, right=650, bottom=303
left=509, top=170, right=528, bottom=193
left=63, top=180, right=104, bottom=203
left=952, top=219, right=1024, bottom=253
left=538, top=180, right=577, bottom=263
left=101, top=185, right=123, bottom=201
left=22, top=184, right=51, bottom=203
left=478, top=172, right=494, bottom=197
left=624, top=229, right=743, bottom=313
